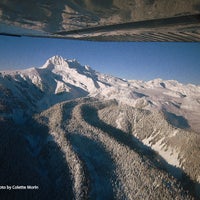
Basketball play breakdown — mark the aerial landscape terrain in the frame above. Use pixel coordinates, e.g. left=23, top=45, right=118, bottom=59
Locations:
left=0, top=55, right=200, bottom=199
left=0, top=0, right=200, bottom=199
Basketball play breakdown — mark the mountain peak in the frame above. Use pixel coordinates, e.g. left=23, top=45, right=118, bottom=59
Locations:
left=48, top=55, right=66, bottom=65
left=40, top=55, right=69, bottom=69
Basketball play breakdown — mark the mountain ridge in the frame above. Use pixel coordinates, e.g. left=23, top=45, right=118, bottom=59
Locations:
left=0, top=55, right=200, bottom=131
left=0, top=55, right=200, bottom=199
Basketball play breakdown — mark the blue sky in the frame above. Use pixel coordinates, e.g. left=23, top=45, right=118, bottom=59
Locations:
left=0, top=35, right=200, bottom=85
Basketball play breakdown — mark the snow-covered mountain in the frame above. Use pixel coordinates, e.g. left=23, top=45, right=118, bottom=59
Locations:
left=1, top=55, right=200, bottom=131
left=0, top=55, right=200, bottom=199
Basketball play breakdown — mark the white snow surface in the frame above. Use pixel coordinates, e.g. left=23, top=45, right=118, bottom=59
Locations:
left=1, top=55, right=200, bottom=186
left=1, top=55, right=200, bottom=132
left=143, top=136, right=180, bottom=167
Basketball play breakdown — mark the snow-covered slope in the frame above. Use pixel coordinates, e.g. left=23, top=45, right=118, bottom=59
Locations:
left=0, top=56, right=103, bottom=120
left=0, top=55, right=200, bottom=131
left=1, top=55, right=200, bottom=199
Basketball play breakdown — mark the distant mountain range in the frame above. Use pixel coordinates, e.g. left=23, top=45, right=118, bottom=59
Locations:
left=0, top=55, right=200, bottom=199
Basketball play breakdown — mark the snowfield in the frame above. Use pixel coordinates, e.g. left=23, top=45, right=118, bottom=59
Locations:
left=0, top=55, right=200, bottom=199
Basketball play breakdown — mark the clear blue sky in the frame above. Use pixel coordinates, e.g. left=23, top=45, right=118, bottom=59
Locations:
left=0, top=35, right=200, bottom=85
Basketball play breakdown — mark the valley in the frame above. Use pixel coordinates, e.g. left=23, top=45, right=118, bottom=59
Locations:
left=0, top=56, right=200, bottom=199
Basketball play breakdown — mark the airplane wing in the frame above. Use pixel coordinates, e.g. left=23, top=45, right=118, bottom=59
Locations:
left=0, top=0, right=200, bottom=41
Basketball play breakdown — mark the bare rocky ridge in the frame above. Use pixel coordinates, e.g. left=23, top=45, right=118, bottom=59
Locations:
left=0, top=56, right=200, bottom=199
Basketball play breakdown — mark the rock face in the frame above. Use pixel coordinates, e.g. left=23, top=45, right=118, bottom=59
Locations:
left=0, top=56, right=200, bottom=199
